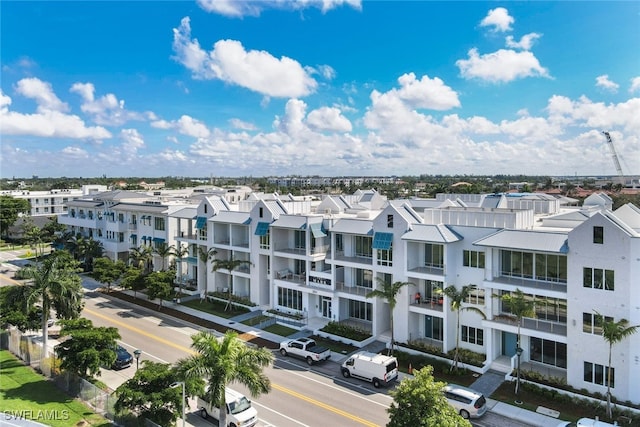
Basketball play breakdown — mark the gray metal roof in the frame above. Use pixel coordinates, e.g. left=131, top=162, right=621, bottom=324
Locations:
left=171, top=206, right=198, bottom=219
left=473, top=230, right=569, bottom=253
left=213, top=211, right=251, bottom=224
left=330, top=218, right=373, bottom=235
left=401, top=224, right=462, bottom=243
left=271, top=215, right=307, bottom=229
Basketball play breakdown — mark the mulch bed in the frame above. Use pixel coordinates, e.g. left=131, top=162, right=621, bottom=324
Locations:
left=104, top=290, right=279, bottom=350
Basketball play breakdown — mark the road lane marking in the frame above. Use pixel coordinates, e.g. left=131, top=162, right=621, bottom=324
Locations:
left=251, top=401, right=310, bottom=427
left=86, top=306, right=384, bottom=427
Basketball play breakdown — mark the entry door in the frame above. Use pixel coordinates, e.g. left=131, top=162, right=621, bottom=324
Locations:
left=502, top=332, right=517, bottom=357
left=321, top=297, right=332, bottom=318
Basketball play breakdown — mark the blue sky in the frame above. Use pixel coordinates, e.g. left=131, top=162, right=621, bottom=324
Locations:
left=1, top=1, right=639, bottom=179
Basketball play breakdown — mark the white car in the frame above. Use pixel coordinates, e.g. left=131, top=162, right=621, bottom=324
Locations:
left=557, top=419, right=617, bottom=427
left=443, top=384, right=487, bottom=419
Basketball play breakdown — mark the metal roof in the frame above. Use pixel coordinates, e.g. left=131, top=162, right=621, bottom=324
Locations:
left=330, top=218, right=373, bottom=235
left=212, top=211, right=251, bottom=224
left=271, top=215, right=307, bottom=229
left=401, top=224, right=462, bottom=243
left=473, top=230, right=568, bottom=253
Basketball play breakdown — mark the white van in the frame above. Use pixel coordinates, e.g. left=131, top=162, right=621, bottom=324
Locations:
left=443, top=384, right=487, bottom=419
left=557, top=418, right=618, bottom=427
left=340, top=351, right=398, bottom=388
left=197, top=387, right=258, bottom=427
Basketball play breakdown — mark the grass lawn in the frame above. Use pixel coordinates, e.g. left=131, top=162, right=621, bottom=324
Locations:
left=181, top=298, right=248, bottom=319
left=262, top=324, right=297, bottom=337
left=0, top=350, right=112, bottom=426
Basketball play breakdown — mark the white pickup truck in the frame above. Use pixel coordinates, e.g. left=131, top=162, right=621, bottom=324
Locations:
left=279, top=337, right=331, bottom=365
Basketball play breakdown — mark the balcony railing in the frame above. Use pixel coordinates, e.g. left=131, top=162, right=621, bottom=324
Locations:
left=488, top=314, right=567, bottom=336
left=335, top=282, right=373, bottom=296
left=487, top=275, right=567, bottom=294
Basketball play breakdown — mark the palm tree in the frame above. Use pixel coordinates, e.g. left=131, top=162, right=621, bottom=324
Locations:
left=81, top=237, right=104, bottom=271
left=441, top=284, right=486, bottom=372
left=172, top=244, right=190, bottom=295
left=153, top=242, right=175, bottom=271
left=597, top=312, right=639, bottom=419
left=497, top=288, right=535, bottom=398
left=176, top=330, right=273, bottom=427
left=129, top=245, right=153, bottom=274
left=21, top=251, right=84, bottom=356
left=210, top=256, right=252, bottom=311
left=366, top=277, right=411, bottom=355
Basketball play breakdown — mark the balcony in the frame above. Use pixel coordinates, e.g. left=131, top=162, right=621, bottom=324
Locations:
left=486, top=314, right=567, bottom=337
left=335, top=282, right=372, bottom=296
left=407, top=265, right=445, bottom=277
left=331, top=251, right=372, bottom=266
left=486, top=275, right=567, bottom=294
left=409, top=297, right=444, bottom=313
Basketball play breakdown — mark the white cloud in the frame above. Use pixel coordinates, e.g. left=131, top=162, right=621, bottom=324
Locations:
left=229, top=118, right=258, bottom=131
left=151, top=115, right=211, bottom=138
left=316, top=64, right=336, bottom=80
left=15, top=78, right=68, bottom=112
left=0, top=90, right=11, bottom=109
left=595, top=75, right=619, bottom=93
left=394, top=73, right=460, bottom=110
left=196, top=0, right=361, bottom=17
left=505, top=33, right=542, bottom=50
left=480, top=7, right=514, bottom=32
left=60, top=146, right=89, bottom=158
left=172, top=17, right=318, bottom=98
left=120, top=129, right=145, bottom=157
left=456, top=48, right=550, bottom=83
left=630, top=77, right=640, bottom=94
left=306, top=106, right=352, bottom=132
left=70, top=82, right=150, bottom=126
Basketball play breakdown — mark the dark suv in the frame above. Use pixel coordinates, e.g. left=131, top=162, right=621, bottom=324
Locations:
left=112, top=345, right=133, bottom=370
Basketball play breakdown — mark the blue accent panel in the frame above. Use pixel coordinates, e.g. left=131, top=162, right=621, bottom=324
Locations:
left=372, top=232, right=393, bottom=250
left=195, top=216, right=207, bottom=229
left=309, top=223, right=327, bottom=238
left=255, top=222, right=270, bottom=236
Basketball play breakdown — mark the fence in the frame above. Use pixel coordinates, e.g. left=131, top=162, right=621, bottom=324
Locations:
left=1, top=327, right=124, bottom=425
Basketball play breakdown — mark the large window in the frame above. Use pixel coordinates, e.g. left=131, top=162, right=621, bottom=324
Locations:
left=583, top=312, right=613, bottom=335
left=584, top=362, right=613, bottom=388
left=464, top=287, right=485, bottom=306
left=461, top=325, right=484, bottom=345
left=355, top=269, right=373, bottom=289
left=294, top=230, right=306, bottom=250
left=500, top=292, right=567, bottom=325
left=154, top=217, right=165, bottom=231
left=423, top=280, right=443, bottom=304
left=530, top=337, right=566, bottom=368
left=424, top=316, right=443, bottom=341
left=348, top=300, right=372, bottom=321
left=354, top=236, right=372, bottom=258
left=583, top=267, right=614, bottom=291
left=377, top=245, right=393, bottom=267
left=260, top=230, right=270, bottom=249
left=501, top=250, right=567, bottom=283
left=424, top=244, right=444, bottom=268
left=278, top=287, right=303, bottom=311
left=463, top=250, right=485, bottom=268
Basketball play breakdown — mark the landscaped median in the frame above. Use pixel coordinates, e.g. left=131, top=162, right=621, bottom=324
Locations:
left=0, top=350, right=111, bottom=427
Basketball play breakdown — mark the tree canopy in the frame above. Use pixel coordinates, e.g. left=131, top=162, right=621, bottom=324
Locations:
left=387, top=366, right=471, bottom=427
left=0, top=195, right=30, bottom=238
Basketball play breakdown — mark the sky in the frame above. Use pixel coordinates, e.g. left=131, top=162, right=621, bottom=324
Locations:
left=1, top=1, right=639, bottom=179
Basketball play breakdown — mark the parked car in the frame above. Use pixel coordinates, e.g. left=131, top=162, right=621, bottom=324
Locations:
left=279, top=337, right=331, bottom=365
left=197, top=386, right=258, bottom=427
left=443, top=383, right=487, bottom=419
left=557, top=418, right=618, bottom=427
left=111, top=345, right=133, bottom=370
left=340, top=351, right=398, bottom=388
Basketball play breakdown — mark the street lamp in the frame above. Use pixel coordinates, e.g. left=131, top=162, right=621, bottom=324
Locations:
left=170, top=381, right=185, bottom=427
left=515, top=346, right=524, bottom=403
left=133, top=349, right=141, bottom=370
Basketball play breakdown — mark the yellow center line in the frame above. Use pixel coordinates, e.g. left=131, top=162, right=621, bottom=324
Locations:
left=85, top=306, right=381, bottom=427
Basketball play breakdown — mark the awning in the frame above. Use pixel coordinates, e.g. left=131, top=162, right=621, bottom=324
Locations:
left=372, top=232, right=393, bottom=250
left=130, top=234, right=137, bottom=239
left=195, top=216, right=207, bottom=229
left=255, top=222, right=270, bottom=236
left=152, top=237, right=165, bottom=243
left=309, top=223, right=327, bottom=238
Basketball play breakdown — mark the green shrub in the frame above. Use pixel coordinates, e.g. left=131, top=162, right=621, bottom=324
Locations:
left=319, top=321, right=372, bottom=341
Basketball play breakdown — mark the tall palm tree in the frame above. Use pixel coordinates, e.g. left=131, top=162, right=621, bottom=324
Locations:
left=176, top=330, right=273, bottom=427
left=129, top=245, right=154, bottom=274
left=172, top=244, right=190, bottom=295
left=81, top=237, right=104, bottom=272
left=211, top=256, right=252, bottom=311
left=498, top=288, right=535, bottom=397
left=441, top=284, right=486, bottom=372
left=366, top=277, right=411, bottom=355
left=597, top=312, right=639, bottom=419
left=153, top=243, right=175, bottom=271
left=21, top=251, right=84, bottom=356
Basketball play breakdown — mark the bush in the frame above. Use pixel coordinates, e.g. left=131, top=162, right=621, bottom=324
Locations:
left=319, top=321, right=371, bottom=342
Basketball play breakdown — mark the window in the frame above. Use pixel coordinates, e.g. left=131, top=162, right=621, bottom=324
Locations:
left=531, top=337, right=566, bottom=368
left=277, top=287, right=303, bottom=311
left=204, top=204, right=208, bottom=214
left=130, top=235, right=137, bottom=246
left=354, top=236, right=372, bottom=258
left=348, top=300, right=372, bottom=321
left=461, top=325, right=484, bottom=345
left=463, top=250, right=485, bottom=268
left=464, top=287, right=485, bottom=306
left=387, top=214, right=393, bottom=228
left=260, top=230, right=270, bottom=249
left=535, top=254, right=567, bottom=283
left=501, top=250, right=534, bottom=278
left=118, top=213, right=124, bottom=223
left=424, top=316, right=443, bottom=341
left=583, top=312, right=613, bottom=335
left=593, top=226, right=604, bottom=244
left=424, top=243, right=444, bottom=268
left=294, top=230, right=306, bottom=250
left=154, top=217, right=165, bottom=231
left=583, top=267, right=614, bottom=291
left=584, top=362, right=613, bottom=388
left=335, top=233, right=344, bottom=252
left=199, top=227, right=207, bottom=241
left=377, top=245, right=393, bottom=267
left=355, top=268, right=373, bottom=289
left=119, top=232, right=124, bottom=243
left=259, top=207, right=263, bottom=218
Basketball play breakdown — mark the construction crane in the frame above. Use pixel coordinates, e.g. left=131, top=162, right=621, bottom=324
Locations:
left=602, top=131, right=624, bottom=184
